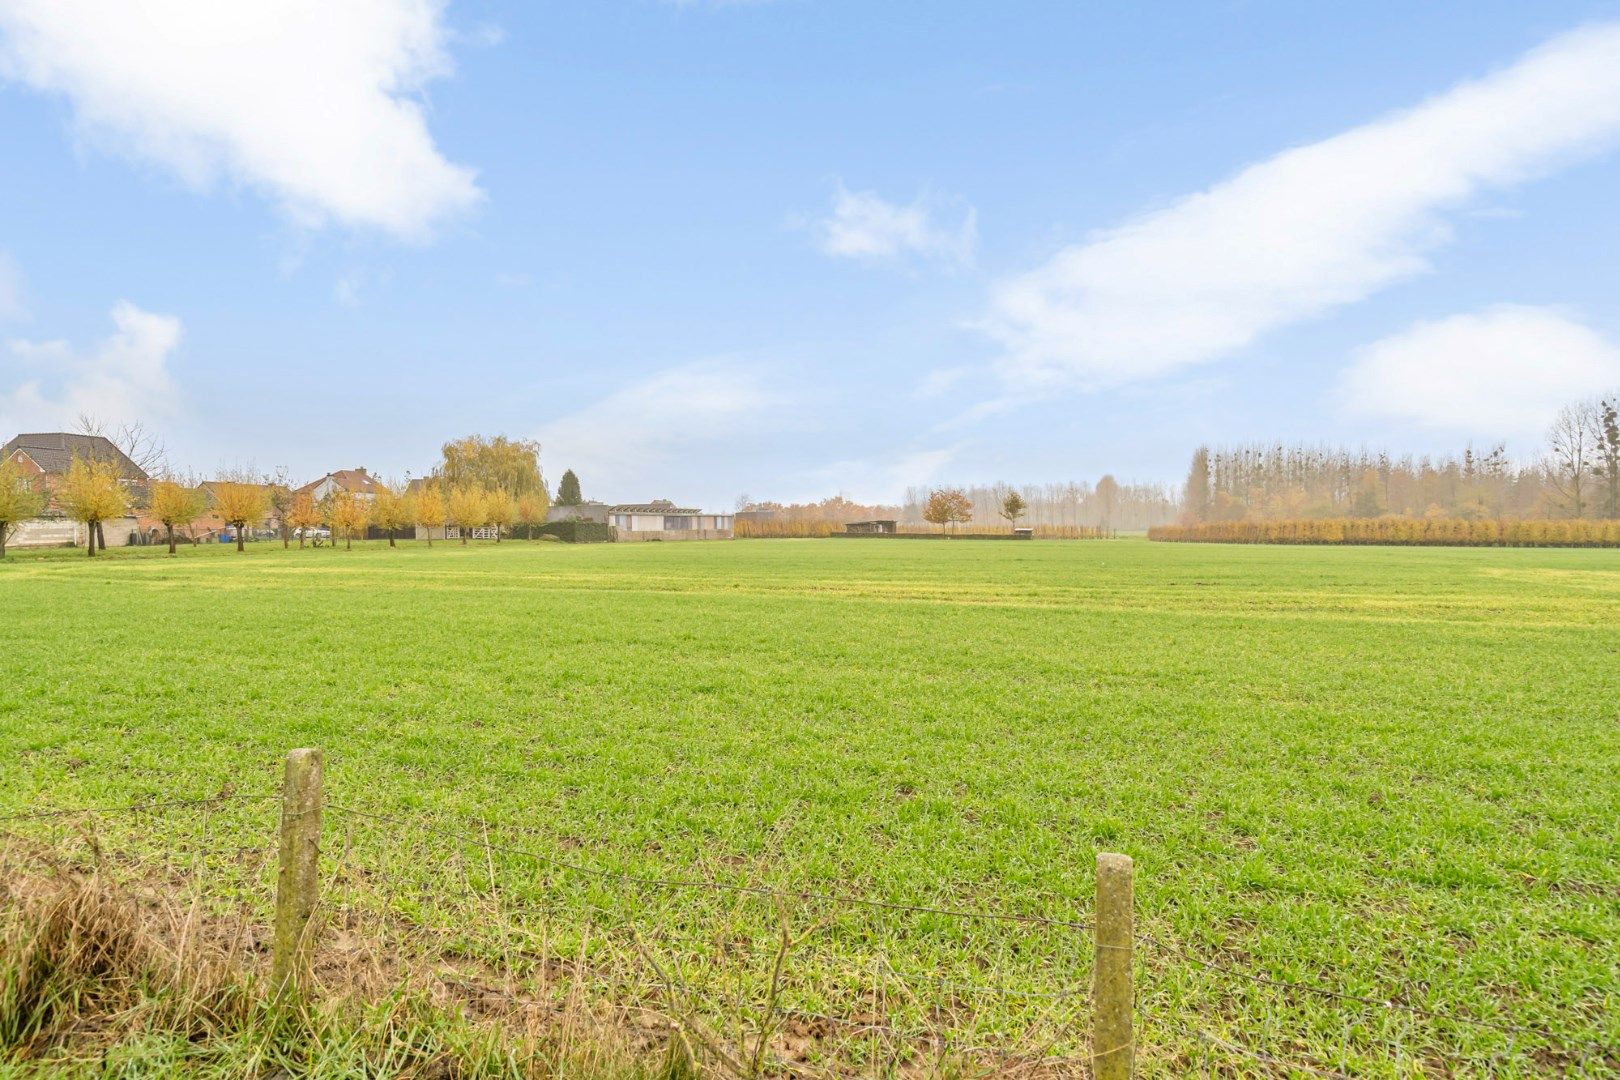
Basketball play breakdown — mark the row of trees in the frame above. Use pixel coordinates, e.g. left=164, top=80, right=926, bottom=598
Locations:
left=0, top=434, right=563, bottom=559
left=903, top=478, right=1178, bottom=531
left=1182, top=395, right=1620, bottom=524
left=734, top=479, right=1178, bottom=537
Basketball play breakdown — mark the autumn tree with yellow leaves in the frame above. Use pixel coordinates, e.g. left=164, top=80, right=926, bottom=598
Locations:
left=414, top=483, right=445, bottom=546
left=330, top=489, right=369, bottom=550
left=59, top=456, right=128, bottom=557
left=147, top=478, right=206, bottom=555
left=447, top=485, right=488, bottom=545
left=286, top=493, right=321, bottom=548
left=0, top=458, right=46, bottom=560
left=516, top=490, right=550, bottom=540
left=211, top=480, right=269, bottom=553
left=485, top=490, right=516, bottom=543
left=370, top=481, right=409, bottom=547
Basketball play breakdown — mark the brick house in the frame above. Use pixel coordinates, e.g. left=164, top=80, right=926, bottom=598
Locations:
left=295, top=467, right=387, bottom=503
left=2, top=432, right=148, bottom=548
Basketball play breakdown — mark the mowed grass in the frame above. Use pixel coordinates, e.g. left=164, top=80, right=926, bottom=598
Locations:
left=2, top=538, right=1617, bottom=1075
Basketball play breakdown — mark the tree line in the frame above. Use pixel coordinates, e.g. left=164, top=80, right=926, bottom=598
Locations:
left=902, top=478, right=1178, bottom=532
left=1181, top=396, right=1620, bottom=524
left=0, top=435, right=575, bottom=558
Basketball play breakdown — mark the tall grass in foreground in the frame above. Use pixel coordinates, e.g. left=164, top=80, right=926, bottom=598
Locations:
left=1149, top=517, right=1620, bottom=546
left=0, top=851, right=677, bottom=1080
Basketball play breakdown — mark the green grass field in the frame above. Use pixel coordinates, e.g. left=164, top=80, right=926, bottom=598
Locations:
left=2, top=538, right=1617, bottom=1076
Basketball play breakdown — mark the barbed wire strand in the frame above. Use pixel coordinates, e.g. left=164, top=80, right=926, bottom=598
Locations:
left=12, top=796, right=1613, bottom=1065
left=324, top=803, right=1093, bottom=933
left=0, top=792, right=278, bottom=824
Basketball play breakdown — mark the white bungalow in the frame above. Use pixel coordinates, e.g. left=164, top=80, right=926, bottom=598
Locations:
left=607, top=501, right=733, bottom=541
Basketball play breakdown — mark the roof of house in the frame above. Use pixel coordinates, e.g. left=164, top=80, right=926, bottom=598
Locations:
left=296, top=468, right=386, bottom=498
left=1, top=432, right=148, bottom=481
left=609, top=501, right=701, bottom=515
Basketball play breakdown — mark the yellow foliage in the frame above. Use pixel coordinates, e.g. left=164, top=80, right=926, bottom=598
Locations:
left=59, top=457, right=128, bottom=526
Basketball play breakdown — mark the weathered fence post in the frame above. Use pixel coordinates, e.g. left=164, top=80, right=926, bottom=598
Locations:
left=1093, top=851, right=1134, bottom=1080
left=271, top=747, right=323, bottom=1005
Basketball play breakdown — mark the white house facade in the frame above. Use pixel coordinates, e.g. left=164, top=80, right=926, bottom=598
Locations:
left=607, top=502, right=733, bottom=541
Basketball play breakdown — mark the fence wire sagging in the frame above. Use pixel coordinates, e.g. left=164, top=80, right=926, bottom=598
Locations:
left=3, top=759, right=1616, bottom=1078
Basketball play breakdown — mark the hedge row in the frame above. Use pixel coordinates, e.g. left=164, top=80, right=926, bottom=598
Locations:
left=1148, top=518, right=1620, bottom=547
left=536, top=520, right=615, bottom=543
left=830, top=531, right=1033, bottom=541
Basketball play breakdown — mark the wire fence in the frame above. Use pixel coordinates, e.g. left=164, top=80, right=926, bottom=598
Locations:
left=2, top=779, right=1615, bottom=1078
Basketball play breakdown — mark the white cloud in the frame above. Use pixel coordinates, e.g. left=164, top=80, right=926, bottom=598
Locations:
left=815, top=184, right=977, bottom=268
left=795, top=445, right=958, bottom=505
left=914, top=366, right=971, bottom=398
left=1339, top=305, right=1620, bottom=441
left=984, top=22, right=1620, bottom=391
left=1, top=301, right=182, bottom=434
left=0, top=0, right=482, bottom=239
left=0, top=250, right=23, bottom=321
left=536, top=360, right=783, bottom=500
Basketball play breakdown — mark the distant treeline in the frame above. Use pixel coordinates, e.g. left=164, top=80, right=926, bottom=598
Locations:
left=1182, top=443, right=1553, bottom=522
left=736, top=478, right=1177, bottom=538
left=1181, top=398, right=1620, bottom=524
left=735, top=519, right=1110, bottom=539
left=1150, top=518, right=1620, bottom=547
left=901, top=479, right=1178, bottom=531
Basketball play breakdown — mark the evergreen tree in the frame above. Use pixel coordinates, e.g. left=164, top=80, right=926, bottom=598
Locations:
left=556, top=469, right=583, bottom=506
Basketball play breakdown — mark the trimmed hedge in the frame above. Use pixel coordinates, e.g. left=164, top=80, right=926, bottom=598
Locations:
left=1149, top=518, right=1620, bottom=547
left=536, top=521, right=615, bottom=543
left=829, top=532, right=1036, bottom=541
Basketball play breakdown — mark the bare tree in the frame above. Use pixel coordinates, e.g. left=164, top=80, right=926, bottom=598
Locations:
left=76, top=413, right=168, bottom=476
left=1594, top=396, right=1620, bottom=520
left=1545, top=402, right=1599, bottom=519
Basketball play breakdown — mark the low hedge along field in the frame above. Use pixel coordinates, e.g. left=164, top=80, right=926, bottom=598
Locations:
left=536, top=519, right=615, bottom=542
left=1150, top=516, right=1620, bottom=546
left=2, top=538, right=1616, bottom=1075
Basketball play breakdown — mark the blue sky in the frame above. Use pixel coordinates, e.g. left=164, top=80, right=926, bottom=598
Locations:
left=3, top=1, right=1620, bottom=508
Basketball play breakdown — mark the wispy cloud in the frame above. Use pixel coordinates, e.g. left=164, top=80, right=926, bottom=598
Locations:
left=662, top=0, right=779, bottom=8
left=0, top=1, right=482, bottom=240
left=2, top=300, right=183, bottom=434
left=795, top=445, right=959, bottom=505
left=813, top=183, right=977, bottom=269
left=982, top=22, right=1620, bottom=392
left=1339, top=305, right=1620, bottom=442
left=536, top=359, right=785, bottom=500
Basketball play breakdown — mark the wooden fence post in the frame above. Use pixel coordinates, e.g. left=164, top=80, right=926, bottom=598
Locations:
left=271, top=747, right=323, bottom=1005
left=1093, top=851, right=1134, bottom=1080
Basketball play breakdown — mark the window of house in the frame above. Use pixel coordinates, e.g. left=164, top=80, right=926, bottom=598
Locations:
left=664, top=515, right=692, bottom=530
